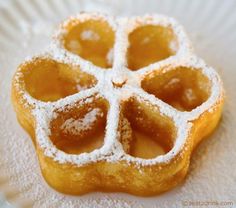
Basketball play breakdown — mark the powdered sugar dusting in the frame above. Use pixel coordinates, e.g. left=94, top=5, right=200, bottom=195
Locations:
left=67, top=40, right=82, bottom=54
left=81, top=30, right=100, bottom=41
left=0, top=1, right=233, bottom=207
left=11, top=12, right=224, bottom=167
left=61, top=108, right=103, bottom=135
left=106, top=48, right=114, bottom=66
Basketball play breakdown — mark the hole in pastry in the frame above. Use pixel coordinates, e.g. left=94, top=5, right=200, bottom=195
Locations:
left=127, top=25, right=178, bottom=71
left=22, top=58, right=97, bottom=102
left=50, top=97, right=108, bottom=154
left=121, top=98, right=176, bottom=159
left=141, top=67, right=211, bottom=111
left=63, top=19, right=115, bottom=68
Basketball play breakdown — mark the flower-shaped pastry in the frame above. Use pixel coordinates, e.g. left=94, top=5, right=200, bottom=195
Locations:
left=11, top=13, right=224, bottom=196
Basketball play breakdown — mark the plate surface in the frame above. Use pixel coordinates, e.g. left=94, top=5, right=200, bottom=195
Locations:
left=0, top=0, right=236, bottom=207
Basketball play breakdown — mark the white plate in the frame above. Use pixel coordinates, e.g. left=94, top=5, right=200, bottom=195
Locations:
left=0, top=0, right=236, bottom=207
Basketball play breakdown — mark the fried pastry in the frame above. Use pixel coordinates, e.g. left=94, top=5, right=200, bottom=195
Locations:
left=11, top=13, right=224, bottom=196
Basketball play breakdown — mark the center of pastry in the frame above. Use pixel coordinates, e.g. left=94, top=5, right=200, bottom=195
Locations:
left=111, top=75, right=127, bottom=88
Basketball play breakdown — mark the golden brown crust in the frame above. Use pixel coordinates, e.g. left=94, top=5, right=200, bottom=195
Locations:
left=11, top=13, right=224, bottom=196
